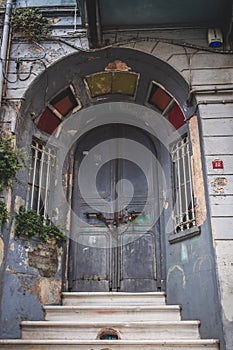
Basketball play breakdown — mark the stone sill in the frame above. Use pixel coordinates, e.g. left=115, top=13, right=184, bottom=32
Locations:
left=168, top=226, right=201, bottom=244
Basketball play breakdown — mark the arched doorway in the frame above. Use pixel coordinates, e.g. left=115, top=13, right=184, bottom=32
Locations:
left=9, top=46, right=220, bottom=340
left=69, top=123, right=163, bottom=292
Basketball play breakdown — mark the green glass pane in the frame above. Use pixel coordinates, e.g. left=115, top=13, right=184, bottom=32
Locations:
left=112, top=72, right=139, bottom=96
left=86, top=73, right=112, bottom=97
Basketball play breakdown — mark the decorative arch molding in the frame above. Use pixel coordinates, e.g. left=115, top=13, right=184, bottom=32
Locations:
left=16, top=46, right=201, bottom=242
left=18, top=47, right=192, bottom=130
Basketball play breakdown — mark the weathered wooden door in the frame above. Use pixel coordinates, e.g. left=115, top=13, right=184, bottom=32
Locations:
left=69, top=124, right=162, bottom=292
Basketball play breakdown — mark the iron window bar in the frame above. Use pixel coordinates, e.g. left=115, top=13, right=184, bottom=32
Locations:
left=27, top=139, right=56, bottom=219
left=171, top=136, right=195, bottom=233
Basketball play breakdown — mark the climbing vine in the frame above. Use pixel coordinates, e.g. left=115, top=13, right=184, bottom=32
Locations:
left=0, top=200, right=9, bottom=226
left=11, top=7, right=51, bottom=42
left=0, top=134, right=26, bottom=225
left=0, top=134, right=25, bottom=193
left=15, top=207, right=66, bottom=245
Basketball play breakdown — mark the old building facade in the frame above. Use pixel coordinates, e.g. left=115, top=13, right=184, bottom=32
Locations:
left=0, top=1, right=233, bottom=349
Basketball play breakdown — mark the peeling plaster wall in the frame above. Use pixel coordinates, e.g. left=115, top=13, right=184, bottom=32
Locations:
left=0, top=19, right=233, bottom=350
left=0, top=22, right=88, bottom=340
left=0, top=234, right=63, bottom=338
left=0, top=191, right=63, bottom=330
left=6, top=38, right=88, bottom=102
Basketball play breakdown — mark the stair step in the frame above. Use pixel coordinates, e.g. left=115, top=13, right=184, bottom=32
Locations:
left=21, top=320, right=200, bottom=340
left=62, top=292, right=166, bottom=306
left=0, top=339, right=220, bottom=350
left=44, top=305, right=181, bottom=321
left=0, top=292, right=220, bottom=349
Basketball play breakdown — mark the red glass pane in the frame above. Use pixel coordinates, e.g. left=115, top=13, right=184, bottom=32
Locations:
left=168, top=103, right=185, bottom=129
left=53, top=96, right=74, bottom=116
left=37, top=108, right=60, bottom=135
left=50, top=87, right=78, bottom=117
left=150, top=87, right=172, bottom=111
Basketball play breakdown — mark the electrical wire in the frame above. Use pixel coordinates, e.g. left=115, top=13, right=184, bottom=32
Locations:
left=56, top=35, right=233, bottom=54
left=17, top=63, right=34, bottom=81
left=114, top=37, right=233, bottom=54
left=4, top=41, right=47, bottom=62
left=5, top=33, right=232, bottom=68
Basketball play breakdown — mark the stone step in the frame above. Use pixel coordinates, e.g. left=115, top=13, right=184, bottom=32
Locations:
left=62, top=292, right=166, bottom=306
left=44, top=305, right=181, bottom=322
left=21, top=320, right=200, bottom=340
left=0, top=339, right=220, bottom=350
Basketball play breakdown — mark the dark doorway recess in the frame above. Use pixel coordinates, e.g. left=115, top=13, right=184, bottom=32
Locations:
left=69, top=124, right=163, bottom=292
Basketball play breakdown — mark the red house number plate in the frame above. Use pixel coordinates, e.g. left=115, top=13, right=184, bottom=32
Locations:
left=212, top=160, right=224, bottom=169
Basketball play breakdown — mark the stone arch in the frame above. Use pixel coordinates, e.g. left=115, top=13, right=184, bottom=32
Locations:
left=19, top=47, right=191, bottom=126
left=15, top=47, right=195, bottom=292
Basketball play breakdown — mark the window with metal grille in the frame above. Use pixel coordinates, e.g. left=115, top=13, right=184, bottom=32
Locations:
left=26, top=139, right=56, bottom=218
left=171, top=136, right=196, bottom=233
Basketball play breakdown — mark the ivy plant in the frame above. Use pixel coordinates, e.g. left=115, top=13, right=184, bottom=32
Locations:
left=15, top=207, right=66, bottom=245
left=0, top=134, right=25, bottom=193
left=0, top=200, right=9, bottom=226
left=11, top=7, right=51, bottom=42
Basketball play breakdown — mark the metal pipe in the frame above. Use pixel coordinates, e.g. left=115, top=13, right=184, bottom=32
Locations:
left=95, top=0, right=102, bottom=47
left=0, top=0, right=13, bottom=105
left=2, top=28, right=12, bottom=98
left=74, top=6, right=77, bottom=31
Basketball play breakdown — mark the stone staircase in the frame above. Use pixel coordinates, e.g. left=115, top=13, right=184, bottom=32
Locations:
left=0, top=292, right=219, bottom=349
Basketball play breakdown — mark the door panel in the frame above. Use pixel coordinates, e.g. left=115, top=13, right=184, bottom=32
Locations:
left=69, top=124, right=161, bottom=292
left=120, top=232, right=157, bottom=292
left=72, top=233, right=110, bottom=292
left=121, top=232, right=156, bottom=278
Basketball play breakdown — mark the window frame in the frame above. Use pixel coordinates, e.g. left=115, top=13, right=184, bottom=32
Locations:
left=168, top=132, right=200, bottom=244
left=26, top=138, right=56, bottom=219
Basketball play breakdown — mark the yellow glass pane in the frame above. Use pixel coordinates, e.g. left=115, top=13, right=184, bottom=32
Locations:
left=86, top=73, right=112, bottom=97
left=112, top=72, right=139, bottom=96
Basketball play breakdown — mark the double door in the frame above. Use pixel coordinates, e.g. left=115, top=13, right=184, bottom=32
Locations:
left=69, top=124, right=162, bottom=292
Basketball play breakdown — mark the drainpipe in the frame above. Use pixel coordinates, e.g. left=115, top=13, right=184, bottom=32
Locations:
left=95, top=0, right=102, bottom=47
left=0, top=0, right=14, bottom=106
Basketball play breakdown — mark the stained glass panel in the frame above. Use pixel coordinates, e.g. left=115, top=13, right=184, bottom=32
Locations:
left=112, top=72, right=138, bottom=96
left=86, top=73, right=112, bottom=97
left=37, top=107, right=60, bottom=135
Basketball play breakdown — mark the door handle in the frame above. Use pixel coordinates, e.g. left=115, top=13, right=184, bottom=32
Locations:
left=84, top=212, right=115, bottom=227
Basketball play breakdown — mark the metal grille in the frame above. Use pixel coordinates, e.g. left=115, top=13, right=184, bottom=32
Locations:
left=27, top=139, right=56, bottom=218
left=171, top=136, right=195, bottom=232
